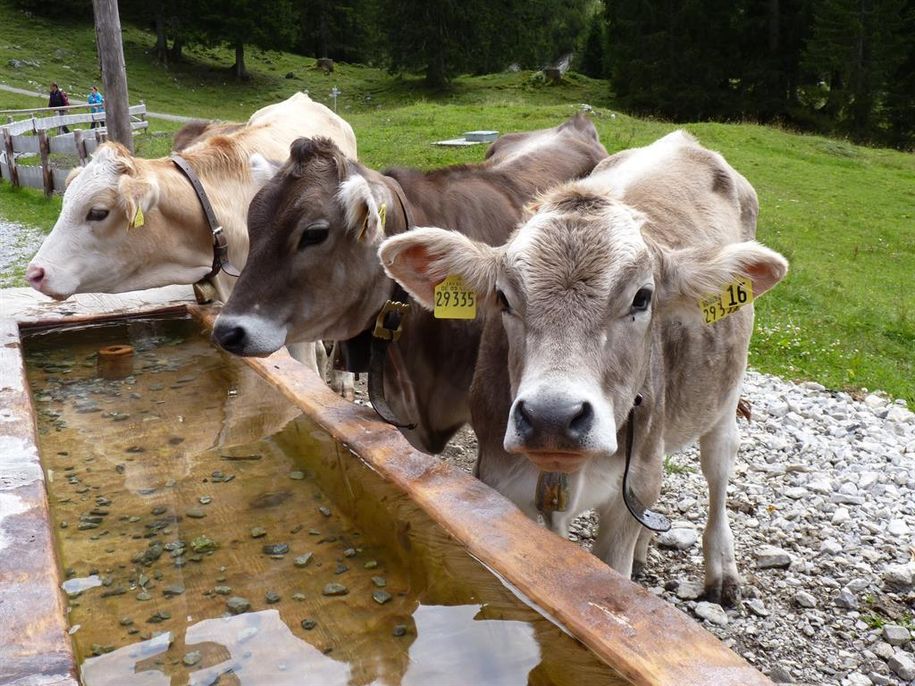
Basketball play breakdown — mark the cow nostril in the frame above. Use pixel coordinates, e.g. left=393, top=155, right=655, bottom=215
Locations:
left=569, top=401, right=594, bottom=436
left=514, top=400, right=534, bottom=437
left=215, top=325, right=247, bottom=352
left=25, top=265, right=46, bottom=286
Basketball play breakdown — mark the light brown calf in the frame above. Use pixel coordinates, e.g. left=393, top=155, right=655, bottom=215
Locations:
left=380, top=131, right=788, bottom=604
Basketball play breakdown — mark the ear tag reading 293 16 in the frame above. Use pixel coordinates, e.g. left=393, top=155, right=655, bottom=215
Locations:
left=128, top=207, right=144, bottom=230
left=434, top=275, right=476, bottom=320
left=699, top=276, right=754, bottom=324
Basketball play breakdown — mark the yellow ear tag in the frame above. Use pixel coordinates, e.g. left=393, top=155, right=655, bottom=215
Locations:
left=434, top=275, right=476, bottom=320
left=378, top=202, right=387, bottom=231
left=128, top=206, right=144, bottom=230
left=699, top=276, right=754, bottom=324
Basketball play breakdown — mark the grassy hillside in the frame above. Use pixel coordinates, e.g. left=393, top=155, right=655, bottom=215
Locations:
left=0, top=1, right=912, bottom=403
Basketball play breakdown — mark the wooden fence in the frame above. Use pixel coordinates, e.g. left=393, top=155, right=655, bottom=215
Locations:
left=0, top=103, right=147, bottom=195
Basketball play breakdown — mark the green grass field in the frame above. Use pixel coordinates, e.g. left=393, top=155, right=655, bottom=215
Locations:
left=0, top=1, right=912, bottom=403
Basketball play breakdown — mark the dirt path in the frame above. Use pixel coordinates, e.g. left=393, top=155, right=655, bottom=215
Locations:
left=0, top=83, right=195, bottom=123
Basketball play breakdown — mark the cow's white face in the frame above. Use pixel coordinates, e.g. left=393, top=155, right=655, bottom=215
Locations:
left=26, top=144, right=207, bottom=299
left=378, top=189, right=788, bottom=474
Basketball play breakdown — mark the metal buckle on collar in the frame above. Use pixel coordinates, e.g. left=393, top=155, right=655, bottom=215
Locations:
left=372, top=300, right=410, bottom=341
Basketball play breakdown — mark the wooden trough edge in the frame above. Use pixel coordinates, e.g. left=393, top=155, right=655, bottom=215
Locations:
left=189, top=305, right=773, bottom=686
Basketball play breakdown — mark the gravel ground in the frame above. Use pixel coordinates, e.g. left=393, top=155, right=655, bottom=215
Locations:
left=356, top=369, right=915, bottom=685
left=0, top=218, right=45, bottom=287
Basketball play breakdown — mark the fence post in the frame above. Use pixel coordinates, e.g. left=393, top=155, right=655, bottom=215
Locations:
left=2, top=127, right=19, bottom=188
left=73, top=129, right=87, bottom=166
left=38, top=128, right=52, bottom=196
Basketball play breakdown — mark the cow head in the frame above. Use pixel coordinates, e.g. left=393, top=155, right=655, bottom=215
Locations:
left=379, top=186, right=788, bottom=473
left=213, top=137, right=390, bottom=356
left=25, top=143, right=211, bottom=299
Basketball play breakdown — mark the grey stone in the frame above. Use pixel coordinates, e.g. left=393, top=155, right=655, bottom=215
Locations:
left=694, top=601, right=728, bottom=626
left=881, top=624, right=911, bottom=646
left=675, top=580, right=704, bottom=600
left=756, top=545, right=792, bottom=569
left=794, top=591, right=817, bottom=608
left=745, top=599, right=770, bottom=617
left=657, top=527, right=698, bottom=550
left=883, top=563, right=914, bottom=592
left=834, top=588, right=858, bottom=610
left=887, top=651, right=915, bottom=681
left=226, top=597, right=250, bottom=614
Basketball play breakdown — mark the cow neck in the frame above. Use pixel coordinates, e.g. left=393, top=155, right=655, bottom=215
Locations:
left=170, top=154, right=240, bottom=303
left=334, top=172, right=417, bottom=429
left=364, top=173, right=417, bottom=429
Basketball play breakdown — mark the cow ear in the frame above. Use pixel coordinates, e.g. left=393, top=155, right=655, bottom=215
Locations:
left=117, top=173, right=160, bottom=228
left=378, top=227, right=501, bottom=309
left=337, top=173, right=387, bottom=243
left=657, top=240, right=788, bottom=311
left=65, top=166, right=84, bottom=188
left=249, top=153, right=281, bottom=187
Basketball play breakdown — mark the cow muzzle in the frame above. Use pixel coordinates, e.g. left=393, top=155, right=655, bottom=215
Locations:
left=212, top=313, right=287, bottom=357
left=25, top=263, right=74, bottom=300
left=505, top=395, right=602, bottom=473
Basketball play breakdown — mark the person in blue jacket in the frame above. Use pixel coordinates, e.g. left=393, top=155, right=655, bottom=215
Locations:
left=87, top=85, right=104, bottom=129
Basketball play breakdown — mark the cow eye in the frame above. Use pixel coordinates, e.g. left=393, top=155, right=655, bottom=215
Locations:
left=496, top=289, right=512, bottom=314
left=631, top=288, right=652, bottom=313
left=298, top=223, right=329, bottom=250
left=86, top=208, right=109, bottom=222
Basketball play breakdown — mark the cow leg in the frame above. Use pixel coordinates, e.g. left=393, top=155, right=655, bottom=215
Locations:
left=699, top=407, right=741, bottom=606
left=285, top=341, right=320, bottom=376
left=592, top=496, right=643, bottom=577
left=632, top=528, right=652, bottom=578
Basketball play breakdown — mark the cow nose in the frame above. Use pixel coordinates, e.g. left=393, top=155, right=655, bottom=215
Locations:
left=26, top=264, right=46, bottom=289
left=513, top=398, right=594, bottom=447
left=212, top=322, right=248, bottom=354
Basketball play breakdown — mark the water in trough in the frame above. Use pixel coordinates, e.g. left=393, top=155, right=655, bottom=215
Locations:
left=24, top=316, right=626, bottom=686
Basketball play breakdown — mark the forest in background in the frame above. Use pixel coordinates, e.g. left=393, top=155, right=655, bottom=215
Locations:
left=12, top=0, right=915, bottom=147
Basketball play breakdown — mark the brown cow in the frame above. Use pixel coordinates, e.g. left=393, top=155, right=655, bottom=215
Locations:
left=212, top=115, right=608, bottom=453
left=379, top=131, right=788, bottom=604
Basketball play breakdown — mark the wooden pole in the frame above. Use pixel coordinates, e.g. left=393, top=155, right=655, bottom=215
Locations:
left=2, top=128, right=19, bottom=188
left=38, top=129, right=52, bottom=196
left=92, top=0, right=133, bottom=152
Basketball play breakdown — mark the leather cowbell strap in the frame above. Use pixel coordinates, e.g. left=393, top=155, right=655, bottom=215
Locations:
left=170, top=154, right=241, bottom=288
left=365, top=174, right=417, bottom=429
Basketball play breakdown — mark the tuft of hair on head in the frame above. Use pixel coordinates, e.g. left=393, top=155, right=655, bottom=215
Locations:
left=288, top=136, right=347, bottom=179
left=93, top=141, right=136, bottom=175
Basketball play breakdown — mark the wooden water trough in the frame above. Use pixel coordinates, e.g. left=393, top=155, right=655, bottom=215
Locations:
left=0, top=287, right=773, bottom=686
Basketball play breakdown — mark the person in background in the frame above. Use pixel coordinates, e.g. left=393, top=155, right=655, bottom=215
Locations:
left=87, top=85, right=104, bottom=129
left=48, top=82, right=70, bottom=134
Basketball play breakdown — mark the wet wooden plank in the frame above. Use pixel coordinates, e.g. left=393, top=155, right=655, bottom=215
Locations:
left=1, top=285, right=195, bottom=328
left=189, top=305, right=772, bottom=686
left=0, top=318, right=78, bottom=685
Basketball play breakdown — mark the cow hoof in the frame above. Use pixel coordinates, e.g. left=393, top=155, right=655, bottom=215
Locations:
left=631, top=560, right=646, bottom=579
left=704, top=578, right=741, bottom=607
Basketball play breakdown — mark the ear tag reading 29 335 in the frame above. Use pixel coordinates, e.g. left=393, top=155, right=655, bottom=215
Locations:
left=699, top=277, right=754, bottom=324
left=128, top=207, right=144, bottom=230
left=434, top=275, right=476, bottom=320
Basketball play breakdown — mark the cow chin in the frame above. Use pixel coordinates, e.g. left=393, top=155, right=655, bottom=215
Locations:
left=523, top=451, right=592, bottom=474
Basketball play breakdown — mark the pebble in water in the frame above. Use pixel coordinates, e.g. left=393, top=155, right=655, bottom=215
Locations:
left=265, top=591, right=281, bottom=604
left=372, top=590, right=392, bottom=605
left=250, top=527, right=267, bottom=539
left=301, top=619, right=317, bottom=630
left=294, top=553, right=313, bottom=568
left=183, top=651, right=202, bottom=667
left=262, top=543, right=289, bottom=556
left=226, top=597, right=251, bottom=615
left=322, top=583, right=348, bottom=596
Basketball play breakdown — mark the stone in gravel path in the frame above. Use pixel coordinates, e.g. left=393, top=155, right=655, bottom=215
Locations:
left=755, top=545, right=792, bottom=569
left=657, top=527, right=698, bottom=550
left=694, top=601, right=728, bottom=626
left=881, top=624, right=911, bottom=646
left=887, top=651, right=915, bottom=681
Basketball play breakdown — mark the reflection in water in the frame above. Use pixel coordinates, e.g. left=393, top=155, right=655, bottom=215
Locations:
left=61, top=574, right=102, bottom=596
left=401, top=605, right=540, bottom=686
left=79, top=606, right=540, bottom=686
left=81, top=632, right=172, bottom=686
left=185, top=610, right=351, bottom=686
